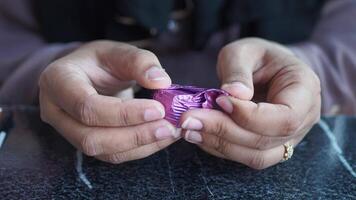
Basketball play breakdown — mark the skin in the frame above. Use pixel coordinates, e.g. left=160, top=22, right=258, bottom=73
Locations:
left=39, top=41, right=181, bottom=164
left=39, top=38, right=321, bottom=169
left=180, top=38, right=321, bottom=169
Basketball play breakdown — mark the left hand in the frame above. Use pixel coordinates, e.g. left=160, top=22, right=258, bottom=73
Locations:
left=39, top=41, right=179, bottom=164
left=180, top=38, right=321, bottom=169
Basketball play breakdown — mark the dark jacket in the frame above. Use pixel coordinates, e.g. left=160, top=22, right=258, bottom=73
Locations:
left=34, top=0, right=325, bottom=49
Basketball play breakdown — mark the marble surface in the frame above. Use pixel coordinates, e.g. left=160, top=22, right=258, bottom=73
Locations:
left=0, top=106, right=355, bottom=200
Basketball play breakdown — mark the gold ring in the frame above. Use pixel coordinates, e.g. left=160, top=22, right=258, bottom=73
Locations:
left=280, top=142, right=294, bottom=162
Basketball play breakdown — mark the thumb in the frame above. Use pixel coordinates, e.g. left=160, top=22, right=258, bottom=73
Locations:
left=93, top=41, right=172, bottom=89
left=217, top=44, right=259, bottom=100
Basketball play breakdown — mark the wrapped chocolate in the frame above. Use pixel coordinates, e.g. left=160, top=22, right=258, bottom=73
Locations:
left=152, top=84, right=229, bottom=127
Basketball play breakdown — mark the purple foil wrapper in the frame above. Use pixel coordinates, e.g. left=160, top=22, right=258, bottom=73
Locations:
left=152, top=84, right=229, bottom=127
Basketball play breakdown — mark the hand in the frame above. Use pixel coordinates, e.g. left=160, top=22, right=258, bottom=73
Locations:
left=180, top=38, right=321, bottom=169
left=39, top=41, right=180, bottom=164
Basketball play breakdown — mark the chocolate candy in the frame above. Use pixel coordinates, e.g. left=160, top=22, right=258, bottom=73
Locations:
left=152, top=84, right=228, bottom=127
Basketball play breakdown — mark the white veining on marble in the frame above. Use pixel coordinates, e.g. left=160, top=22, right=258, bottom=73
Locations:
left=75, top=150, right=93, bottom=189
left=195, top=152, right=215, bottom=199
left=318, top=119, right=356, bottom=178
left=165, top=149, right=175, bottom=194
left=0, top=131, right=6, bottom=149
left=303, top=168, right=311, bottom=184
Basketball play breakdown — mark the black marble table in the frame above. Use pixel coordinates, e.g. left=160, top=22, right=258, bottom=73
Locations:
left=0, top=106, right=355, bottom=200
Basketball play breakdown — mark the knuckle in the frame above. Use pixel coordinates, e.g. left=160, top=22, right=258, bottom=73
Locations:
left=254, top=135, right=272, bottom=150
left=133, top=127, right=149, bottom=147
left=213, top=120, right=227, bottom=138
left=81, top=134, right=99, bottom=156
left=282, top=113, right=300, bottom=136
left=248, top=152, right=267, bottom=170
left=213, top=137, right=230, bottom=156
left=74, top=95, right=97, bottom=126
left=117, top=105, right=131, bottom=125
left=106, top=153, right=126, bottom=164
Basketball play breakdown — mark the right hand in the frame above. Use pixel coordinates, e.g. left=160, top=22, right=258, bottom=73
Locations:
left=39, top=41, right=181, bottom=164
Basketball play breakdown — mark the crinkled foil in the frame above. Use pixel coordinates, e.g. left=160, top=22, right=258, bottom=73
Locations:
left=152, top=84, right=229, bottom=127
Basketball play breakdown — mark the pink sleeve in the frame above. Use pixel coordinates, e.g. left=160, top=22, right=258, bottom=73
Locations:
left=289, top=0, right=356, bottom=115
left=0, top=0, right=80, bottom=105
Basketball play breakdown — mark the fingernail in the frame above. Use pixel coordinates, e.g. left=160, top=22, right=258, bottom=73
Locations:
left=222, top=82, right=252, bottom=100
left=144, top=107, right=164, bottom=121
left=185, top=130, right=202, bottom=144
left=146, top=66, right=168, bottom=81
left=155, top=126, right=180, bottom=140
left=216, top=96, right=233, bottom=114
left=181, top=117, right=203, bottom=130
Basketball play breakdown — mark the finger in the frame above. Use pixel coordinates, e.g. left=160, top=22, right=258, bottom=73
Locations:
left=216, top=39, right=320, bottom=137
left=41, top=68, right=167, bottom=127
left=93, top=41, right=172, bottom=89
left=181, top=100, right=318, bottom=151
left=217, top=40, right=266, bottom=100
left=190, top=119, right=308, bottom=166
left=198, top=145, right=227, bottom=160
left=42, top=96, right=181, bottom=156
left=67, top=94, right=167, bottom=127
left=180, top=109, right=291, bottom=150
left=195, top=133, right=293, bottom=170
left=293, top=95, right=321, bottom=135
left=80, top=121, right=180, bottom=156
left=95, top=138, right=178, bottom=164
left=216, top=81, right=315, bottom=137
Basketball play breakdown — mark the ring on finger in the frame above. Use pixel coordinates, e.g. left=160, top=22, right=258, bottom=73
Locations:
left=280, top=142, right=294, bottom=162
